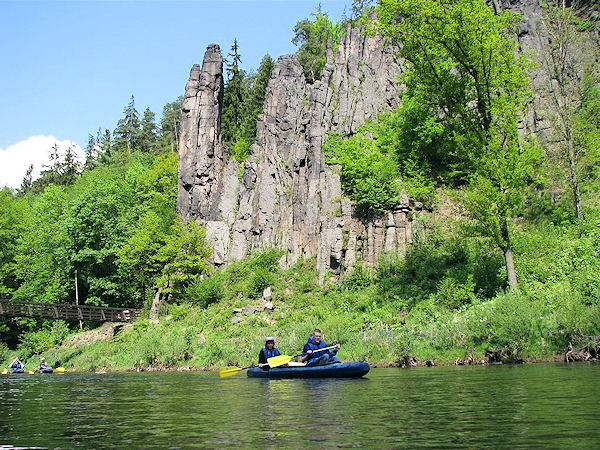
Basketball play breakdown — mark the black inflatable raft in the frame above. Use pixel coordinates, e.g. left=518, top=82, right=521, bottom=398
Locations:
left=247, top=361, right=370, bottom=379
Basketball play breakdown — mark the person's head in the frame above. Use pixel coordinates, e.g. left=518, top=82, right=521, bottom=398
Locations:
left=265, top=337, right=275, bottom=349
left=41, top=357, right=45, bottom=362
left=313, top=329, right=322, bottom=344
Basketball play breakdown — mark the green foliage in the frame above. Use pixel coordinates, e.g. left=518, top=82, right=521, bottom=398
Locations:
left=13, top=185, right=72, bottom=303
left=293, top=11, right=342, bottom=83
left=324, top=131, right=400, bottom=216
left=0, top=189, right=27, bottom=297
left=377, top=0, right=539, bottom=287
left=154, top=217, right=212, bottom=300
left=376, top=232, right=505, bottom=308
left=221, top=45, right=275, bottom=162
left=185, top=272, right=225, bottom=308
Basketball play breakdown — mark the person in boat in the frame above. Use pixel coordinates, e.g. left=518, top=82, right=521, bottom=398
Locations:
left=301, top=329, right=341, bottom=366
left=9, top=356, right=24, bottom=372
left=258, top=336, right=281, bottom=369
left=39, top=357, right=52, bottom=372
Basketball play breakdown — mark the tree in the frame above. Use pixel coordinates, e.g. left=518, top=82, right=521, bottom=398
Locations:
left=292, top=10, right=342, bottom=83
left=159, top=97, right=183, bottom=153
left=13, top=185, right=72, bottom=303
left=140, top=107, right=158, bottom=153
left=231, top=54, right=275, bottom=162
left=18, top=165, right=33, bottom=195
left=117, top=210, right=168, bottom=307
left=84, top=134, right=98, bottom=171
left=150, top=217, right=212, bottom=317
left=221, top=39, right=247, bottom=148
left=113, top=95, right=141, bottom=153
left=65, top=171, right=137, bottom=307
left=537, top=0, right=597, bottom=219
left=0, top=189, right=27, bottom=297
left=377, top=0, right=540, bottom=288
left=32, top=143, right=81, bottom=192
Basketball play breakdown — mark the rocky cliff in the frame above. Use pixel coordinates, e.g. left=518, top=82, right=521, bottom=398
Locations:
left=177, top=26, right=420, bottom=280
left=177, top=4, right=599, bottom=280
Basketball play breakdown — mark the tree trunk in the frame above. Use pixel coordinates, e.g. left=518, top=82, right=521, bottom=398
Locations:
left=501, top=219, right=519, bottom=289
left=567, top=139, right=583, bottom=219
left=150, top=286, right=164, bottom=320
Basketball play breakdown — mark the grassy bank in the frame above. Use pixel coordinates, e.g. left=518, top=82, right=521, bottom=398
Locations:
left=2, top=203, right=599, bottom=373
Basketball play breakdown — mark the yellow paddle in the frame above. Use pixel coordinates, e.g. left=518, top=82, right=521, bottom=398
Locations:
left=1, top=369, right=7, bottom=375
left=267, top=345, right=338, bottom=368
left=219, top=365, right=252, bottom=378
left=55, top=367, right=66, bottom=373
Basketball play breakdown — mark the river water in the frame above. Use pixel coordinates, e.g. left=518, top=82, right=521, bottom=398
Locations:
left=0, top=363, right=598, bottom=448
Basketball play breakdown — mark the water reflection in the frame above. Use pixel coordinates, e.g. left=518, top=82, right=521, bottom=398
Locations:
left=0, top=364, right=598, bottom=447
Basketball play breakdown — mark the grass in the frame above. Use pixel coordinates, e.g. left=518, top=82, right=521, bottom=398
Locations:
left=2, top=201, right=600, bottom=373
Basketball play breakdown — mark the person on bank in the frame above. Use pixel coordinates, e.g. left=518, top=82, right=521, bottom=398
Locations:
left=258, top=336, right=281, bottom=369
left=9, top=356, right=24, bottom=373
left=302, top=329, right=341, bottom=366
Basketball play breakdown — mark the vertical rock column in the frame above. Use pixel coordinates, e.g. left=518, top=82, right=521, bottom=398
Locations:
left=177, top=44, right=241, bottom=265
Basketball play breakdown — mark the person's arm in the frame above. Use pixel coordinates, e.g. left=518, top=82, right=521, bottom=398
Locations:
left=301, top=343, right=313, bottom=362
left=258, top=349, right=267, bottom=365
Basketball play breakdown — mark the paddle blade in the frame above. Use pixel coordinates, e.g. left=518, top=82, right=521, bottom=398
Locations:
left=27, top=370, right=35, bottom=374
left=55, top=367, right=66, bottom=373
left=219, top=366, right=244, bottom=378
left=1, top=369, right=7, bottom=375
left=267, top=354, right=293, bottom=368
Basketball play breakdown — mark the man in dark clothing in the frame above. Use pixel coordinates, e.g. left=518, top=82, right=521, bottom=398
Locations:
left=301, top=328, right=341, bottom=366
left=258, top=336, right=281, bottom=369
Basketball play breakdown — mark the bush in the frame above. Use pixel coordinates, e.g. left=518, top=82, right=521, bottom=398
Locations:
left=185, top=274, right=225, bottom=308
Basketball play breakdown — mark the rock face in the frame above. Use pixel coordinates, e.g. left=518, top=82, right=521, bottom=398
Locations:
left=177, top=28, right=416, bottom=280
left=177, top=8, right=599, bottom=279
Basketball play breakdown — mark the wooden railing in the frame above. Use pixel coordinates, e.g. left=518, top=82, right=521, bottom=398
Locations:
left=0, top=299, right=142, bottom=323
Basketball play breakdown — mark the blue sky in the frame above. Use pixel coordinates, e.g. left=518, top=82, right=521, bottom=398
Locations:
left=0, top=0, right=352, bottom=187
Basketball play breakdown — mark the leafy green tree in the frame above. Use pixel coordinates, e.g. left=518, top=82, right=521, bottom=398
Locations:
left=159, top=97, right=183, bottom=153
left=117, top=210, right=168, bottom=306
left=65, top=170, right=137, bottom=307
left=324, top=131, right=400, bottom=216
left=13, top=185, right=72, bottom=303
left=292, top=10, right=342, bottom=83
left=155, top=218, right=212, bottom=301
left=377, top=0, right=540, bottom=288
left=575, top=73, right=600, bottom=183
left=537, top=0, right=599, bottom=219
left=0, top=189, right=28, bottom=297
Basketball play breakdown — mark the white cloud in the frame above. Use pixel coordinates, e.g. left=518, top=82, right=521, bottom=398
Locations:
left=0, top=136, right=85, bottom=189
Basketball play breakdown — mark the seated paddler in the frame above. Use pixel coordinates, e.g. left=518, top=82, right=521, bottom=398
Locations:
left=9, top=356, right=24, bottom=373
left=258, top=336, right=281, bottom=369
left=39, top=357, right=52, bottom=372
left=301, top=328, right=341, bottom=366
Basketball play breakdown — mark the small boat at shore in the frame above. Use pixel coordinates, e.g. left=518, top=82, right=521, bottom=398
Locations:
left=247, top=361, right=370, bottom=379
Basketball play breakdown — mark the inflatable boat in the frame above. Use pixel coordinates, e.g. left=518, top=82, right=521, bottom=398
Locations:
left=247, top=361, right=370, bottom=379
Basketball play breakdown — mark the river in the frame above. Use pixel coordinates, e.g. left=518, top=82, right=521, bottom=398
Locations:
left=1, top=363, right=598, bottom=448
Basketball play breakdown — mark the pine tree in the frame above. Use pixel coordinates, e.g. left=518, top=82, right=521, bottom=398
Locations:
left=113, top=95, right=141, bottom=153
left=140, top=107, right=158, bottom=153
left=221, top=39, right=247, bottom=147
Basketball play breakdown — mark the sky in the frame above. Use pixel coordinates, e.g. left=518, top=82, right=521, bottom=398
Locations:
left=0, top=0, right=352, bottom=188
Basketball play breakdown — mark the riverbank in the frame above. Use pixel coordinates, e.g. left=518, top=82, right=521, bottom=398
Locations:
left=2, top=203, right=600, bottom=373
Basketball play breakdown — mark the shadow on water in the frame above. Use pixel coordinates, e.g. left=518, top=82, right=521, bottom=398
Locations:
left=0, top=363, right=599, bottom=447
